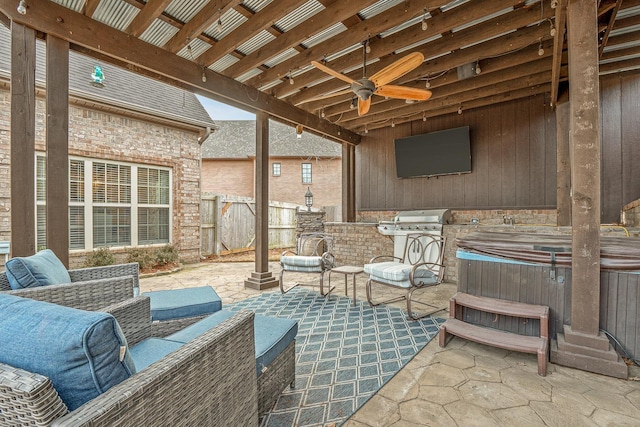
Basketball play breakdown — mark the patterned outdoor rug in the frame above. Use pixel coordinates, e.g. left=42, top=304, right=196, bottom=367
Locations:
left=226, top=288, right=444, bottom=427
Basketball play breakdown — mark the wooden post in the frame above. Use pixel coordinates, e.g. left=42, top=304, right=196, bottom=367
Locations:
left=550, top=0, right=627, bottom=378
left=46, top=35, right=70, bottom=267
left=556, top=85, right=571, bottom=226
left=245, top=112, right=278, bottom=289
left=341, top=143, right=356, bottom=222
left=10, top=22, right=36, bottom=257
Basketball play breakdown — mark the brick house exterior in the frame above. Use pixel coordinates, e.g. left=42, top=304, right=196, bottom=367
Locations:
left=0, top=25, right=215, bottom=266
left=201, top=120, right=342, bottom=218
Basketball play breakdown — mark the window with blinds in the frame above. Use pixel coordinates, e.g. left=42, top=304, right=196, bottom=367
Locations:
left=36, top=155, right=172, bottom=250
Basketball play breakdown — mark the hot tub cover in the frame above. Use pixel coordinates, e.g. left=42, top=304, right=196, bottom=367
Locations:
left=456, top=232, right=640, bottom=270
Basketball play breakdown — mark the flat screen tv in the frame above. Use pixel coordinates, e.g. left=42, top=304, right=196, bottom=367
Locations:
left=394, top=126, right=471, bottom=178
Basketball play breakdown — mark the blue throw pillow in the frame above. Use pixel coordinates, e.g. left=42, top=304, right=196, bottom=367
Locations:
left=0, top=294, right=136, bottom=410
left=5, top=249, right=71, bottom=290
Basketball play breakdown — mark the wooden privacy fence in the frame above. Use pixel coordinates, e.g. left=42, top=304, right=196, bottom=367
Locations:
left=201, top=194, right=299, bottom=256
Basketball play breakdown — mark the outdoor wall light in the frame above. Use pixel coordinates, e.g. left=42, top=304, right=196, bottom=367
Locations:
left=305, top=187, right=313, bottom=211
left=296, top=124, right=303, bottom=139
left=90, top=65, right=105, bottom=88
left=17, top=0, right=27, bottom=15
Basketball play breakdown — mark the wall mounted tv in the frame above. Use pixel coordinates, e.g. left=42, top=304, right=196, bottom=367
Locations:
left=394, top=126, right=471, bottom=178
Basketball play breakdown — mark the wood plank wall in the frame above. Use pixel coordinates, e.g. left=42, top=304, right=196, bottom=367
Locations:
left=357, top=72, right=640, bottom=223
left=357, top=93, right=557, bottom=211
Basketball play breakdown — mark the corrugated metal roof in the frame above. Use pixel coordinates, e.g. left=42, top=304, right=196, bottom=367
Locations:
left=139, top=20, right=179, bottom=47
left=236, top=68, right=263, bottom=82
left=302, top=23, right=347, bottom=49
left=51, top=0, right=84, bottom=13
left=209, top=55, right=240, bottom=73
left=379, top=15, right=424, bottom=38
left=264, top=48, right=299, bottom=68
left=325, top=43, right=361, bottom=62
left=610, top=24, right=640, bottom=38
left=203, top=9, right=247, bottom=40
left=165, top=0, right=209, bottom=23
left=452, top=7, right=514, bottom=33
left=93, top=0, right=137, bottom=32
left=275, top=0, right=325, bottom=31
left=440, top=0, right=471, bottom=13
left=617, top=5, right=640, bottom=19
left=358, top=0, right=404, bottom=20
left=395, top=34, right=442, bottom=54
left=243, top=0, right=272, bottom=14
left=178, top=38, right=211, bottom=59
left=237, top=31, right=276, bottom=56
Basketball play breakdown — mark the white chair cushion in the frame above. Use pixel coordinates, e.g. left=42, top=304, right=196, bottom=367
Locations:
left=281, top=255, right=323, bottom=268
left=364, top=261, right=437, bottom=288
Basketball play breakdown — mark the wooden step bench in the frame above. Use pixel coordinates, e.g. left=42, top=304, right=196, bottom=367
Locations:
left=439, top=292, right=549, bottom=376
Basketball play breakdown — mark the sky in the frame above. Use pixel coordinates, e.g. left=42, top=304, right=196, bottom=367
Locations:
left=197, top=95, right=255, bottom=121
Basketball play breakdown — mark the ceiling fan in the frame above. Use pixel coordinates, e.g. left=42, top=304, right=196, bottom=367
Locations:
left=310, top=44, right=432, bottom=116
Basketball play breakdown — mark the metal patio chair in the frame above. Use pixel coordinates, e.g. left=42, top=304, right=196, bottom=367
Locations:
left=364, top=233, right=446, bottom=320
left=279, top=232, right=335, bottom=295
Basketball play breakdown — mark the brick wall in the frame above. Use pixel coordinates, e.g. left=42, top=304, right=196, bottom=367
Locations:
left=1, top=88, right=203, bottom=266
left=201, top=159, right=254, bottom=197
left=623, top=199, right=640, bottom=227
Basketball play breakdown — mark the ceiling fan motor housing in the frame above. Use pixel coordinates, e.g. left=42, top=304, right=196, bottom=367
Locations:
left=352, top=79, right=375, bottom=100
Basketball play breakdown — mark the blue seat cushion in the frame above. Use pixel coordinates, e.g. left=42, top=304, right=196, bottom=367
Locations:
left=142, top=286, right=222, bottom=321
left=129, top=338, right=184, bottom=371
left=5, top=249, right=71, bottom=290
left=364, top=261, right=438, bottom=288
left=0, top=294, right=135, bottom=411
left=166, top=310, right=298, bottom=376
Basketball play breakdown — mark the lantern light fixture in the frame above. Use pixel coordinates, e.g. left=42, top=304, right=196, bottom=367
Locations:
left=305, top=187, right=313, bottom=211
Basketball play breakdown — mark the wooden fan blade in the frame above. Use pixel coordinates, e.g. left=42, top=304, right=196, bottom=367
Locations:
left=370, top=52, right=425, bottom=87
left=358, top=97, right=371, bottom=116
left=311, top=61, right=356, bottom=85
left=295, top=89, right=353, bottom=105
left=376, top=85, right=432, bottom=101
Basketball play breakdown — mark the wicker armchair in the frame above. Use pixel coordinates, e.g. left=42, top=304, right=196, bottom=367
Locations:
left=0, top=297, right=259, bottom=426
left=0, top=263, right=140, bottom=310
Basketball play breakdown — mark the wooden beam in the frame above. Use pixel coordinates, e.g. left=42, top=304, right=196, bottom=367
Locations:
left=604, top=29, right=640, bottom=48
left=222, top=0, right=375, bottom=79
left=347, top=71, right=555, bottom=129
left=10, top=22, right=36, bottom=257
left=362, top=84, right=552, bottom=131
left=556, top=87, right=571, bottom=226
left=163, top=0, right=241, bottom=54
left=281, top=0, right=519, bottom=99
left=286, top=4, right=553, bottom=105
left=0, top=0, right=359, bottom=145
left=126, top=0, right=173, bottom=38
left=246, top=0, right=447, bottom=90
left=598, top=0, right=622, bottom=57
left=197, top=0, right=308, bottom=66
left=46, top=35, right=69, bottom=267
left=82, top=0, right=100, bottom=18
left=551, top=0, right=567, bottom=107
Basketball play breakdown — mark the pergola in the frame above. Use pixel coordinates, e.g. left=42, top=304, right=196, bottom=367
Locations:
left=1, top=0, right=637, bottom=377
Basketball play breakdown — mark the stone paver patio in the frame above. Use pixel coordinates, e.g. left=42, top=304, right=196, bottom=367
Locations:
left=140, top=261, right=640, bottom=426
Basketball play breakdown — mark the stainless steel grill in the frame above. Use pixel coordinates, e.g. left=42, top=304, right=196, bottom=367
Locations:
left=377, top=209, right=451, bottom=261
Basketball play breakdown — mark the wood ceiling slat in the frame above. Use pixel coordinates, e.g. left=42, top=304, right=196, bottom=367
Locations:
left=126, top=0, right=173, bottom=37
left=196, top=0, right=308, bottom=67
left=83, top=0, right=101, bottom=17
left=289, top=4, right=553, bottom=107
left=245, top=0, right=448, bottom=90
left=2, top=0, right=359, bottom=144
left=222, top=0, right=377, bottom=79
left=551, top=0, right=567, bottom=107
left=281, top=0, right=519, bottom=100
left=163, top=0, right=241, bottom=54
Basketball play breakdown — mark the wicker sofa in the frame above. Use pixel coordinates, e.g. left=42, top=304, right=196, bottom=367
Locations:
left=0, top=296, right=259, bottom=426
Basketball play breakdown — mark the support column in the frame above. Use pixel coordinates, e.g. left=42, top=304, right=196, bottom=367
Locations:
left=10, top=22, right=36, bottom=257
left=46, top=35, right=69, bottom=267
left=556, top=85, right=571, bottom=227
left=341, top=143, right=355, bottom=222
left=550, top=0, right=627, bottom=378
left=245, top=112, right=278, bottom=290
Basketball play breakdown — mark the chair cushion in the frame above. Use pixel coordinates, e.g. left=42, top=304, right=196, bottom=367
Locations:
left=281, top=255, right=323, bottom=268
left=129, top=338, right=184, bottom=371
left=0, top=294, right=135, bottom=411
left=364, top=261, right=438, bottom=288
left=166, top=310, right=298, bottom=376
left=5, top=249, right=71, bottom=290
left=142, top=286, right=222, bottom=321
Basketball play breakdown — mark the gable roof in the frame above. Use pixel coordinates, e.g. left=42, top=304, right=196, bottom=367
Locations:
left=0, top=24, right=215, bottom=129
left=201, top=120, right=342, bottom=159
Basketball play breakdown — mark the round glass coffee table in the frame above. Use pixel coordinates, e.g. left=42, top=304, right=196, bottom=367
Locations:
left=328, top=265, right=364, bottom=306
